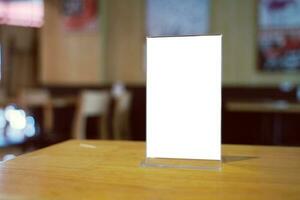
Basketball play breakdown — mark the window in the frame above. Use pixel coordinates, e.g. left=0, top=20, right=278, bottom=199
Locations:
left=146, top=0, right=210, bottom=37
left=0, top=0, right=44, bottom=28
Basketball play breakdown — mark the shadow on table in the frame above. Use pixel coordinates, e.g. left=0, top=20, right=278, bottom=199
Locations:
left=222, top=155, right=258, bottom=163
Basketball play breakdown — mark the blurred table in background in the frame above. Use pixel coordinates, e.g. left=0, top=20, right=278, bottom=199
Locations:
left=0, top=95, right=77, bottom=155
left=226, top=100, right=300, bottom=113
left=51, top=96, right=77, bottom=108
left=223, top=100, right=300, bottom=146
left=0, top=140, right=299, bottom=199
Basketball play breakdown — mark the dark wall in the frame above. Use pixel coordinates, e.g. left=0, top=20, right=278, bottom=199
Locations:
left=222, top=87, right=300, bottom=146
left=42, top=86, right=300, bottom=146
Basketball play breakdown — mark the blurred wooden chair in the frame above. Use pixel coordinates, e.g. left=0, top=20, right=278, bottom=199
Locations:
left=112, top=91, right=132, bottom=140
left=72, top=90, right=111, bottom=139
left=16, top=88, right=76, bottom=148
left=111, top=82, right=132, bottom=140
left=14, top=88, right=59, bottom=150
left=17, top=89, right=53, bottom=135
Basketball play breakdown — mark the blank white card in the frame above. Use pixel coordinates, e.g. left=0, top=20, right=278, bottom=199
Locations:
left=146, top=35, right=222, bottom=160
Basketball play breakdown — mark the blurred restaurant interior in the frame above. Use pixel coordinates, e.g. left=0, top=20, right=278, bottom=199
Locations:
left=0, top=0, right=300, bottom=161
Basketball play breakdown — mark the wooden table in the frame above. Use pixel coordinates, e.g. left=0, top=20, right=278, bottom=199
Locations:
left=0, top=140, right=299, bottom=200
left=226, top=100, right=300, bottom=113
left=225, top=100, right=300, bottom=145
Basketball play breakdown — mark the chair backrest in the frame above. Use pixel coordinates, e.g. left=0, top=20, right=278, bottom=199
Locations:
left=80, top=91, right=110, bottom=116
left=72, top=90, right=111, bottom=139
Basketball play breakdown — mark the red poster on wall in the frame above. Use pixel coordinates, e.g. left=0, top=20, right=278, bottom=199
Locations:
left=258, top=0, right=300, bottom=71
left=62, top=0, right=98, bottom=31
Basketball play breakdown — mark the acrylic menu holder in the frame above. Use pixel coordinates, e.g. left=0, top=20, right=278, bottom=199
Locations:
left=141, top=158, right=222, bottom=171
left=142, top=35, right=222, bottom=171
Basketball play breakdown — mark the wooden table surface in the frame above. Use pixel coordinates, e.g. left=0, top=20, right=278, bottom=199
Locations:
left=0, top=140, right=299, bottom=200
left=226, top=100, right=300, bottom=113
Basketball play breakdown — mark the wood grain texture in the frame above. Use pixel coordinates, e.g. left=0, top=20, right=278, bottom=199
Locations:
left=0, top=140, right=299, bottom=199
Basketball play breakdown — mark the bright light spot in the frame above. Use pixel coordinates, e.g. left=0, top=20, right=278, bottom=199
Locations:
left=0, top=105, right=38, bottom=147
left=0, top=129, right=5, bottom=146
left=2, top=154, right=16, bottom=162
left=24, top=116, right=36, bottom=137
left=26, top=116, right=35, bottom=126
left=0, top=109, right=6, bottom=129
left=9, top=110, right=26, bottom=130
left=5, top=108, right=26, bottom=130
left=4, top=105, right=15, bottom=120
left=6, top=126, right=24, bottom=143
left=112, top=81, right=125, bottom=97
left=0, top=0, right=44, bottom=28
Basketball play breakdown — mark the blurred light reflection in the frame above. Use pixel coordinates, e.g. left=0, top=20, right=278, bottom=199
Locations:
left=0, top=105, right=37, bottom=147
left=1, top=154, right=16, bottom=163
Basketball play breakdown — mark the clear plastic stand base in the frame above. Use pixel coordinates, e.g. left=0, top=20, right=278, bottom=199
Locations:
left=141, top=158, right=222, bottom=171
